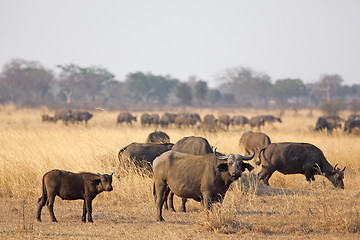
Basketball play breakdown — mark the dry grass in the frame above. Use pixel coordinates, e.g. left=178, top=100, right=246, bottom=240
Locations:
left=0, top=105, right=359, bottom=239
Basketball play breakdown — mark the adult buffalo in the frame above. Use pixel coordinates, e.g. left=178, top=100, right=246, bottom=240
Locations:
left=169, top=136, right=214, bottom=212
left=249, top=116, right=265, bottom=130
left=118, top=142, right=174, bottom=171
left=218, top=114, right=231, bottom=130
left=257, top=142, right=345, bottom=188
left=314, top=116, right=341, bottom=134
left=230, top=115, right=249, bottom=127
left=261, top=115, right=282, bottom=124
left=344, top=119, right=360, bottom=133
left=54, top=109, right=73, bottom=125
left=172, top=136, right=213, bottom=155
left=72, top=111, right=93, bottom=126
left=153, top=149, right=255, bottom=221
left=36, top=170, right=113, bottom=222
left=239, top=131, right=271, bottom=164
left=117, top=112, right=137, bottom=125
left=146, top=131, right=170, bottom=144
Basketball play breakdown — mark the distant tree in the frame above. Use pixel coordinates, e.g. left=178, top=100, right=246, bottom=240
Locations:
left=175, top=82, right=193, bottom=106
left=320, top=99, right=345, bottom=115
left=57, top=64, right=115, bottom=106
left=217, top=66, right=271, bottom=107
left=0, top=59, right=54, bottom=106
left=222, top=93, right=235, bottom=103
left=194, top=80, right=208, bottom=107
left=124, top=72, right=178, bottom=104
left=349, top=98, right=360, bottom=114
left=267, top=78, right=308, bottom=107
left=317, top=74, right=343, bottom=100
left=207, top=89, right=221, bottom=104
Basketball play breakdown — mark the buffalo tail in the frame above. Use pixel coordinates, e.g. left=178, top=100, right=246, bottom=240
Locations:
left=256, top=148, right=266, bottom=165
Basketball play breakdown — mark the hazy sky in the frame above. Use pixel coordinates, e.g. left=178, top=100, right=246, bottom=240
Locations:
left=1, top=0, right=359, bottom=87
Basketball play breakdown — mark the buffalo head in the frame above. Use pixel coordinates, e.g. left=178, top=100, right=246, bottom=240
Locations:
left=326, top=164, right=345, bottom=189
left=91, top=173, right=114, bottom=192
left=215, top=149, right=255, bottom=179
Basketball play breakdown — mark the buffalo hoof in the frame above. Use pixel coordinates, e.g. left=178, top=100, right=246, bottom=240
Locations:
left=157, top=217, right=165, bottom=222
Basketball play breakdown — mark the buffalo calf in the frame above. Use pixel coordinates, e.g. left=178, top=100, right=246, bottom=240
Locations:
left=36, top=169, right=113, bottom=223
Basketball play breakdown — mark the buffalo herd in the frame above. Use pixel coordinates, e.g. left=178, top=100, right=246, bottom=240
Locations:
left=42, top=109, right=93, bottom=126
left=37, top=111, right=353, bottom=223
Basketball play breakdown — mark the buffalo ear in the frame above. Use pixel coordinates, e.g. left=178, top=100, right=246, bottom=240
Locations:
left=91, top=179, right=101, bottom=185
left=242, top=163, right=254, bottom=172
left=217, top=163, right=228, bottom=172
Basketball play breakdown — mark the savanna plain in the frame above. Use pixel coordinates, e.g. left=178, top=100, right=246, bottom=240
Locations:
left=0, top=105, right=359, bottom=239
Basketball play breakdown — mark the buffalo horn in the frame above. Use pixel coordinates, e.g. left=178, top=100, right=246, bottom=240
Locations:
left=214, top=148, right=230, bottom=160
left=342, top=167, right=346, bottom=172
left=334, top=163, right=339, bottom=170
left=240, top=149, right=255, bottom=161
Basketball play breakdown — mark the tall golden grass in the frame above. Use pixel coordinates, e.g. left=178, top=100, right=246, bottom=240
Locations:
left=0, top=105, right=359, bottom=238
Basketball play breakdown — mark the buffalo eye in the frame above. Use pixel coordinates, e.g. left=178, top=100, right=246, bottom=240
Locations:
left=91, top=179, right=102, bottom=185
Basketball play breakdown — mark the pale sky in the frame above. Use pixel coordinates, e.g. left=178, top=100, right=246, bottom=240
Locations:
left=1, top=0, right=359, bottom=87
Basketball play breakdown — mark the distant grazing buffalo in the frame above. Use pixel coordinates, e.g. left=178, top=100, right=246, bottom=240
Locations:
left=218, top=114, right=231, bottom=130
left=257, top=142, right=345, bottom=188
left=117, top=112, right=137, bottom=125
left=314, top=116, right=341, bottom=134
left=54, top=109, right=73, bottom=125
left=344, top=119, right=360, bottom=133
left=231, top=115, right=249, bottom=127
left=72, top=111, right=93, bottom=125
left=249, top=116, right=265, bottom=130
left=36, top=170, right=113, bottom=222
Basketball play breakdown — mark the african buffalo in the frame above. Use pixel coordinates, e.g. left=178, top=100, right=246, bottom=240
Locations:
left=314, top=116, right=341, bottom=134
left=218, top=114, right=231, bottom=130
left=72, top=111, right=93, bottom=125
left=118, top=142, right=174, bottom=171
left=36, top=170, right=113, bottom=222
left=172, top=136, right=213, bottom=155
left=54, top=109, right=73, bottom=125
left=249, top=116, right=265, bottom=130
left=257, top=142, right=345, bottom=188
left=153, top=149, right=255, bottom=221
left=117, top=112, right=137, bottom=125
left=41, top=114, right=56, bottom=123
left=344, top=119, right=360, bottom=133
left=261, top=115, right=282, bottom=124
left=239, top=131, right=271, bottom=164
left=146, top=130, right=170, bottom=144
left=230, top=115, right=249, bottom=127
left=168, top=136, right=215, bottom=212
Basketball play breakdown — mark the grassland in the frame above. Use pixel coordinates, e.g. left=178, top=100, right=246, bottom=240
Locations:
left=0, top=105, right=359, bottom=239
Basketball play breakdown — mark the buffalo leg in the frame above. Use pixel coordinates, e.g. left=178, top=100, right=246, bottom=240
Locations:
left=180, top=198, right=187, bottom=212
left=168, top=192, right=175, bottom=212
left=86, top=199, right=93, bottom=223
left=82, top=201, right=87, bottom=222
left=163, top=187, right=170, bottom=211
left=36, top=195, right=47, bottom=222
left=155, top=181, right=167, bottom=221
left=258, top=168, right=275, bottom=186
left=47, top=195, right=57, bottom=222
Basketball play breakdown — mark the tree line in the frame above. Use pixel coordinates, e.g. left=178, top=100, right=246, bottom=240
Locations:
left=0, top=58, right=359, bottom=114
